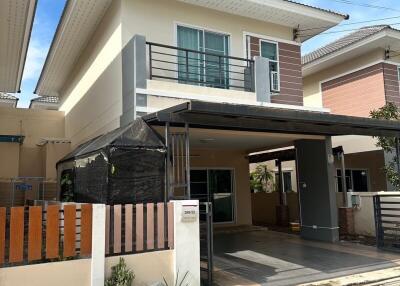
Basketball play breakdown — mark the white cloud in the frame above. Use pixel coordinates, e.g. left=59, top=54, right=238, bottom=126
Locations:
left=22, top=39, right=48, bottom=81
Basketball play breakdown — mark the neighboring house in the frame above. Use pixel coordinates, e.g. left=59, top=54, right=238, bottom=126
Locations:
left=29, top=96, right=60, bottom=110
left=0, top=93, right=18, bottom=108
left=0, top=1, right=70, bottom=206
left=303, top=25, right=400, bottom=193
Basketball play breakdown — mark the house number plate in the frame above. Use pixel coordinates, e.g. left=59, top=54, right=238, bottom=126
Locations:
left=181, top=205, right=198, bottom=222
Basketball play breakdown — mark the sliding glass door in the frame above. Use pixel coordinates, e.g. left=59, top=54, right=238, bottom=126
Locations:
left=190, top=169, right=234, bottom=223
left=177, top=25, right=229, bottom=88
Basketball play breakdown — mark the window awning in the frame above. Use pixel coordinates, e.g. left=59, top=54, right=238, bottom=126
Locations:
left=143, top=100, right=400, bottom=138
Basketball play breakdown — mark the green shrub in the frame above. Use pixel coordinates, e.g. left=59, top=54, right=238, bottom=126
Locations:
left=105, top=258, right=135, bottom=286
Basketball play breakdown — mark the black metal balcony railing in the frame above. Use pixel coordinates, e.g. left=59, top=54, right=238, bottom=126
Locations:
left=147, top=42, right=255, bottom=92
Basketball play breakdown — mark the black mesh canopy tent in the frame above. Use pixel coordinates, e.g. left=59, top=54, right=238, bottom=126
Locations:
left=56, top=119, right=166, bottom=205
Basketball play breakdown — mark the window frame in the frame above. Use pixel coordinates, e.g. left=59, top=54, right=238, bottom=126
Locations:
left=190, top=167, right=236, bottom=224
left=259, top=39, right=280, bottom=92
left=174, top=22, right=231, bottom=88
left=336, top=168, right=370, bottom=193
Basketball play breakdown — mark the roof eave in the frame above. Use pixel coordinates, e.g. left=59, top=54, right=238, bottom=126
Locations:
left=267, top=0, right=348, bottom=25
left=302, top=29, right=400, bottom=77
left=15, top=0, right=38, bottom=93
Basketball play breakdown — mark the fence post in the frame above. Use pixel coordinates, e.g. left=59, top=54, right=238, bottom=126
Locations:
left=91, top=204, right=106, bottom=286
left=172, top=200, right=200, bottom=286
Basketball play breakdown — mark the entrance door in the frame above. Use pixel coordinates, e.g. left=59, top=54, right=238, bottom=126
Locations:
left=190, top=169, right=234, bottom=223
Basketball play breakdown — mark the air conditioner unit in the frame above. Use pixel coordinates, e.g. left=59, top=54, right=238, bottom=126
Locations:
left=270, top=71, right=280, bottom=92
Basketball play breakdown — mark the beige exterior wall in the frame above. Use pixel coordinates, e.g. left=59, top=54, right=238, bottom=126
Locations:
left=106, top=251, right=174, bottom=285
left=303, top=49, right=385, bottom=108
left=121, top=0, right=293, bottom=53
left=0, top=107, right=67, bottom=205
left=146, top=80, right=257, bottom=111
left=43, top=142, right=71, bottom=180
left=191, top=148, right=252, bottom=226
left=0, top=143, right=19, bottom=179
left=0, top=258, right=91, bottom=286
left=0, top=250, right=173, bottom=286
left=59, top=0, right=123, bottom=147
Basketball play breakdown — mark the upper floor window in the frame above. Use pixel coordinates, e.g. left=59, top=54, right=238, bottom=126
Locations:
left=260, top=40, right=280, bottom=92
left=177, top=25, right=230, bottom=88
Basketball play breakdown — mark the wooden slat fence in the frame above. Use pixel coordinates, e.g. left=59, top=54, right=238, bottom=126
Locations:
left=0, top=204, right=92, bottom=267
left=105, top=202, right=174, bottom=256
left=0, top=202, right=175, bottom=267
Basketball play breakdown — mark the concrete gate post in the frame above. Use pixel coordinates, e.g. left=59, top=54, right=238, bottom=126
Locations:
left=294, top=138, right=339, bottom=242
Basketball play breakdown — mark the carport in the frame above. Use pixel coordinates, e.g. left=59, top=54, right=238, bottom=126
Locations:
left=143, top=100, right=400, bottom=284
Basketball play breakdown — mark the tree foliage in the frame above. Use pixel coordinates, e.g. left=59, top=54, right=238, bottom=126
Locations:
left=370, top=103, right=400, bottom=190
left=250, top=164, right=275, bottom=192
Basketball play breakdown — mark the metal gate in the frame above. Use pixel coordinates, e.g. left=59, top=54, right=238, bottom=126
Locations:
left=374, top=194, right=400, bottom=251
left=164, top=123, right=214, bottom=284
left=200, top=202, right=213, bottom=285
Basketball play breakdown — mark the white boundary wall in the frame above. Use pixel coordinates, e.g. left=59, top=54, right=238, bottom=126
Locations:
left=336, top=192, right=400, bottom=237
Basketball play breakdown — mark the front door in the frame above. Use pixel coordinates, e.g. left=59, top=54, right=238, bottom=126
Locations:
left=190, top=169, right=234, bottom=223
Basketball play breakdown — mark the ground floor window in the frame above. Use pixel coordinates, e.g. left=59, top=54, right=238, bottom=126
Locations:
left=274, top=171, right=293, bottom=192
left=190, top=169, right=234, bottom=223
left=336, top=169, right=369, bottom=192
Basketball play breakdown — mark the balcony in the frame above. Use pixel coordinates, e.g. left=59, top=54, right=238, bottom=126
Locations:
left=146, top=42, right=255, bottom=92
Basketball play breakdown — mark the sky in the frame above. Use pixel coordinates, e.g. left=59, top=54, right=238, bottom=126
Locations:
left=17, top=0, right=66, bottom=108
left=14, top=0, right=400, bottom=107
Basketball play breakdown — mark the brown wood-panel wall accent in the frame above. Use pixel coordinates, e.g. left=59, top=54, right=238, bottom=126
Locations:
left=247, top=35, right=303, bottom=106
left=103, top=203, right=174, bottom=255
left=136, top=204, right=144, bottom=252
left=125, top=204, right=133, bottom=252
left=28, top=206, right=42, bottom=261
left=0, top=208, right=5, bottom=264
left=46, top=205, right=60, bottom=259
left=147, top=203, right=155, bottom=250
left=9, top=207, right=24, bottom=263
left=105, top=205, right=110, bottom=255
left=63, top=205, right=76, bottom=257
left=113, top=205, right=122, bottom=254
left=157, top=203, right=165, bottom=249
left=167, top=202, right=174, bottom=249
left=80, top=204, right=92, bottom=256
left=0, top=204, right=93, bottom=266
left=383, top=63, right=400, bottom=106
left=321, top=63, right=387, bottom=117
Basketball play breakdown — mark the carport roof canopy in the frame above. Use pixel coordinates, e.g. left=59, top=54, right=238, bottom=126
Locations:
left=143, top=101, right=400, bottom=138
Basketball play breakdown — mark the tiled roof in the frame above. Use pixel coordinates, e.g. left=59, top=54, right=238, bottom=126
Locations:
left=31, top=96, right=59, bottom=104
left=0, top=92, right=18, bottom=101
left=302, top=25, right=391, bottom=65
left=285, top=0, right=347, bottom=18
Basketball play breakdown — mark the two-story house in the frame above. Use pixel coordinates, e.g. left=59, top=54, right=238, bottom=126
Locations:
left=303, top=25, right=400, bottom=194
left=31, top=0, right=400, bottom=257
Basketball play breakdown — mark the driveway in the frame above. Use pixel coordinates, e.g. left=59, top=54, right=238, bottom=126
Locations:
left=213, top=229, right=400, bottom=286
